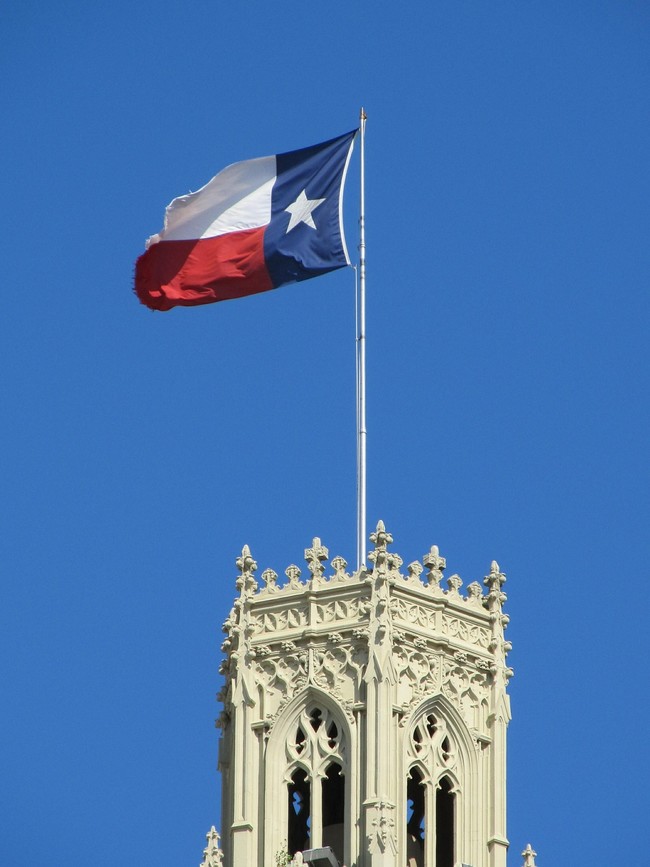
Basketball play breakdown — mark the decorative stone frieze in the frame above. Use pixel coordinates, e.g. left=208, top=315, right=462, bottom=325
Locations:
left=315, top=596, right=364, bottom=625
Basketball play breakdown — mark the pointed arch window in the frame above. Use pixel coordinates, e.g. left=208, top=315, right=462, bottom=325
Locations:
left=286, top=706, right=346, bottom=863
left=406, top=713, right=458, bottom=867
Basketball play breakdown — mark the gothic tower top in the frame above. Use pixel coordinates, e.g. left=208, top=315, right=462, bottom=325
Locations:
left=215, top=522, right=513, bottom=867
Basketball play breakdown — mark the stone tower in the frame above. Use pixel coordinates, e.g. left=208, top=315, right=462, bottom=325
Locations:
left=213, top=521, right=513, bottom=867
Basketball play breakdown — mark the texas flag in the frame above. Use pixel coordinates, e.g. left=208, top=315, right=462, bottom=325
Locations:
left=135, top=130, right=357, bottom=311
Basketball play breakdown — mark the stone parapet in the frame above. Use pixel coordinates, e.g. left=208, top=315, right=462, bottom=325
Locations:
left=218, top=520, right=512, bottom=744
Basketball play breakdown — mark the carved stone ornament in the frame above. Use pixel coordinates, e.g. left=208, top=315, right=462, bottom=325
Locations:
left=367, top=800, right=398, bottom=855
left=447, top=573, right=463, bottom=598
left=484, top=560, right=507, bottom=598
left=261, top=568, right=279, bottom=593
left=395, top=647, right=440, bottom=710
left=254, top=651, right=308, bottom=722
left=521, top=843, right=537, bottom=867
left=305, top=537, right=329, bottom=584
left=252, top=605, right=309, bottom=636
left=466, top=581, right=484, bottom=607
left=313, top=644, right=367, bottom=708
left=315, top=596, right=364, bottom=625
left=386, top=551, right=403, bottom=575
left=235, top=544, right=258, bottom=595
left=285, top=705, right=347, bottom=779
left=200, top=826, right=223, bottom=867
left=423, top=544, right=446, bottom=591
left=330, top=555, right=351, bottom=582
left=365, top=524, right=398, bottom=680
left=441, top=660, right=490, bottom=732
left=407, top=711, right=458, bottom=776
left=392, top=597, right=436, bottom=631
left=441, top=614, right=490, bottom=649
left=406, top=560, right=424, bottom=587
left=285, top=563, right=303, bottom=590
left=370, top=519, right=392, bottom=548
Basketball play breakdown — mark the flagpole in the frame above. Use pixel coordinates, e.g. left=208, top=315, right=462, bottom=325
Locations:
left=357, top=108, right=367, bottom=571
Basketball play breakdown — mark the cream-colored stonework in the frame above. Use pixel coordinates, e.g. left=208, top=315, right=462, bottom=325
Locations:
left=520, top=845, right=537, bottom=867
left=200, top=827, right=224, bottom=867
left=212, top=521, right=514, bottom=867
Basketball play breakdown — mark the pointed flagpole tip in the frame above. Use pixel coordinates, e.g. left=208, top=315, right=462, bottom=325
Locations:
left=360, top=106, right=367, bottom=121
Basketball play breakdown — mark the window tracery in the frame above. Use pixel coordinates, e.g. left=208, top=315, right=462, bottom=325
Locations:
left=285, top=705, right=347, bottom=862
left=408, top=713, right=457, bottom=778
left=286, top=706, right=346, bottom=776
left=406, top=710, right=459, bottom=867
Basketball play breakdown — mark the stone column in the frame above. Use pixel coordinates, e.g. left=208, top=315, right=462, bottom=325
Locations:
left=363, top=523, right=398, bottom=867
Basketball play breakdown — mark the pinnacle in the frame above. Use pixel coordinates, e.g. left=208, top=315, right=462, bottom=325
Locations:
left=521, top=842, right=537, bottom=867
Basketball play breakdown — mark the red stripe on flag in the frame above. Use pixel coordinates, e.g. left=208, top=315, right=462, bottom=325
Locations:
left=134, top=226, right=273, bottom=311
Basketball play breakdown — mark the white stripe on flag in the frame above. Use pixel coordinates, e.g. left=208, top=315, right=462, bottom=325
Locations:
left=147, top=155, right=276, bottom=247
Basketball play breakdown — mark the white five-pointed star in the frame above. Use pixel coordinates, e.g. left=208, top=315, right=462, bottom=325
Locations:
left=284, top=189, right=326, bottom=233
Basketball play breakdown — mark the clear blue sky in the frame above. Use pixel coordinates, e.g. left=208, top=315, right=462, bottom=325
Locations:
left=2, top=2, right=648, bottom=865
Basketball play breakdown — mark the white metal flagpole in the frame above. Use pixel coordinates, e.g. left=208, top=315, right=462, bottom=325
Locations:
left=357, top=108, right=367, bottom=571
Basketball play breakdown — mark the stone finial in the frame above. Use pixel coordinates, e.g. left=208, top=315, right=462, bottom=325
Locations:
left=447, top=573, right=463, bottom=598
left=261, top=568, right=278, bottom=593
left=484, top=559, right=512, bottom=683
left=521, top=843, right=537, bottom=867
left=235, top=544, right=258, bottom=594
left=407, top=560, right=423, bottom=585
left=285, top=563, right=302, bottom=589
left=423, top=544, right=446, bottom=590
left=484, top=560, right=507, bottom=613
left=484, top=560, right=506, bottom=592
left=305, top=536, right=329, bottom=582
left=370, top=519, right=393, bottom=550
left=200, top=826, right=223, bottom=867
left=368, top=520, right=393, bottom=567
left=466, top=581, right=484, bottom=607
left=331, top=555, right=350, bottom=582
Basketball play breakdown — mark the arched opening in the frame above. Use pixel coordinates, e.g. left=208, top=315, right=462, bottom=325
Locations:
left=288, top=768, right=311, bottom=856
left=406, top=767, right=425, bottom=867
left=435, top=776, right=455, bottom=867
left=322, top=762, right=344, bottom=863
left=284, top=704, right=347, bottom=860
